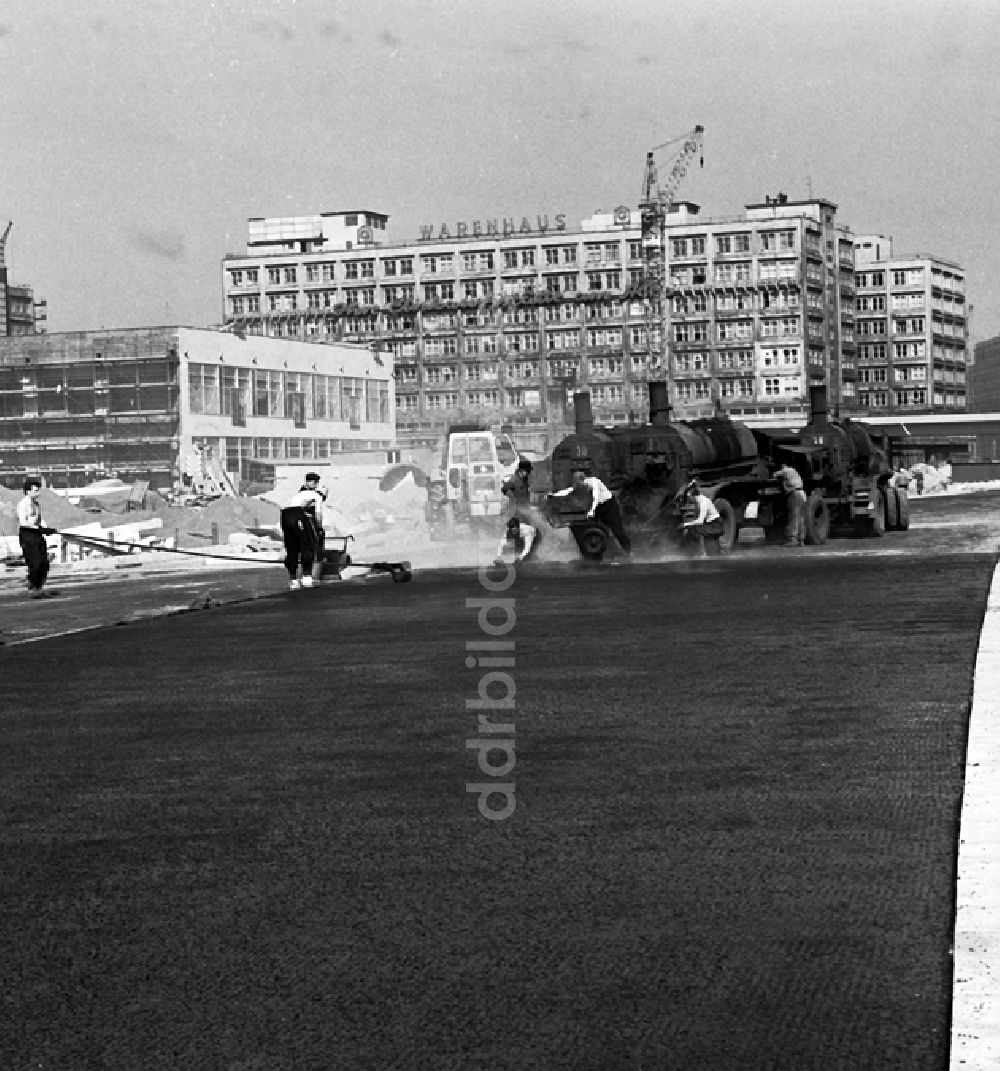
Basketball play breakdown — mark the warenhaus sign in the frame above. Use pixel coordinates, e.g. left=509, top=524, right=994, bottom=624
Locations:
left=418, top=214, right=568, bottom=242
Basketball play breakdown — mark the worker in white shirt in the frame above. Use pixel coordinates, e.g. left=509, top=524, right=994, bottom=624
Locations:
left=550, top=469, right=632, bottom=555
left=17, top=476, right=57, bottom=598
left=280, top=471, right=328, bottom=589
left=774, top=462, right=807, bottom=546
left=494, top=515, right=541, bottom=566
left=678, top=480, right=725, bottom=558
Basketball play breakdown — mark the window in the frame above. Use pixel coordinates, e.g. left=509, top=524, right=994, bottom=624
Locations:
left=189, top=364, right=221, bottom=415
left=424, top=337, right=459, bottom=358
left=760, top=230, right=795, bottom=252
left=506, top=333, right=539, bottom=353
left=674, top=352, right=709, bottom=372
left=717, top=320, right=753, bottom=342
left=716, top=234, right=750, bottom=255
left=673, top=323, right=707, bottom=343
left=671, top=238, right=688, bottom=258
left=283, top=267, right=297, bottom=285
left=222, top=368, right=251, bottom=424
left=586, top=327, right=623, bottom=348
left=426, top=393, right=459, bottom=411
left=547, top=329, right=580, bottom=350
left=341, top=377, right=365, bottom=428
left=421, top=254, right=454, bottom=274
left=253, top=369, right=284, bottom=418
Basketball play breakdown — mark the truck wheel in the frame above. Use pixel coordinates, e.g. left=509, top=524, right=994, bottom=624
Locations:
left=715, top=498, right=737, bottom=554
left=865, top=490, right=886, bottom=537
left=894, top=488, right=910, bottom=530
left=574, top=524, right=609, bottom=562
left=804, top=492, right=830, bottom=545
left=883, top=485, right=899, bottom=530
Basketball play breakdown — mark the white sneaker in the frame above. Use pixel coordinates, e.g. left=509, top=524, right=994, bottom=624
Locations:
left=300, top=575, right=314, bottom=588
left=288, top=579, right=302, bottom=590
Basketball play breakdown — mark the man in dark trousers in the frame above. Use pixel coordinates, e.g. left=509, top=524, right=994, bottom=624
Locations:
left=775, top=462, right=807, bottom=546
left=280, top=472, right=327, bottom=589
left=678, top=479, right=725, bottom=558
left=17, top=476, right=57, bottom=598
left=550, top=469, right=632, bottom=556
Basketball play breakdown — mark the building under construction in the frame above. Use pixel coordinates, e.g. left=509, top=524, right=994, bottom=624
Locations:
left=0, top=327, right=394, bottom=490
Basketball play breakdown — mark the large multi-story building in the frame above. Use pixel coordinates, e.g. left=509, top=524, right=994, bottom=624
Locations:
left=221, top=196, right=863, bottom=449
left=0, top=327, right=393, bottom=489
left=221, top=198, right=971, bottom=450
left=853, top=235, right=968, bottom=412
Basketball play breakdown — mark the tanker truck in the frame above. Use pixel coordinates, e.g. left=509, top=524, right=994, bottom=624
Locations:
left=761, top=385, right=908, bottom=542
left=545, top=382, right=775, bottom=561
left=544, top=382, right=908, bottom=562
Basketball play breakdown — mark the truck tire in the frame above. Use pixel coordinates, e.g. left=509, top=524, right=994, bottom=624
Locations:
left=894, top=488, right=910, bottom=530
left=865, top=490, right=886, bottom=537
left=804, top=491, right=830, bottom=545
left=883, top=485, right=899, bottom=530
left=715, top=498, right=737, bottom=554
left=574, top=523, right=610, bottom=562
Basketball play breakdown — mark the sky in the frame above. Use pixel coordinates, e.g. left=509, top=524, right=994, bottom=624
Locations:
left=2, top=0, right=998, bottom=340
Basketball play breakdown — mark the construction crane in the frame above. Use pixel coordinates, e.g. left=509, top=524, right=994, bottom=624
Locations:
left=0, top=221, right=12, bottom=267
left=638, top=125, right=704, bottom=379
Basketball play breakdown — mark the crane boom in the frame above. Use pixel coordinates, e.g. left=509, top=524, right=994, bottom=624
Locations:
left=638, top=126, right=704, bottom=381
left=0, top=221, right=12, bottom=266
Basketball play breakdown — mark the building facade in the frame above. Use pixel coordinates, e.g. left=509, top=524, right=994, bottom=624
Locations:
left=853, top=235, right=968, bottom=412
left=221, top=199, right=864, bottom=449
left=221, top=199, right=968, bottom=451
left=0, top=327, right=394, bottom=489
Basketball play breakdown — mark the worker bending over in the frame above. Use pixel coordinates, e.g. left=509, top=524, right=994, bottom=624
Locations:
left=280, top=471, right=328, bottom=589
left=679, top=480, right=725, bottom=558
left=494, top=515, right=541, bottom=565
left=550, top=469, right=632, bottom=556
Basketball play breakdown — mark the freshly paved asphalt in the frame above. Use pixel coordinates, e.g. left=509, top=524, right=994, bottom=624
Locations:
left=1, top=530, right=995, bottom=1068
